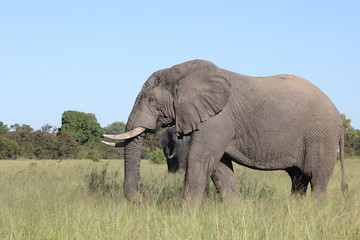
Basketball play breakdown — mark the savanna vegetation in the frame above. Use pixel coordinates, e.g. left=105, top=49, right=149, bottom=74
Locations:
left=342, top=114, right=360, bottom=157
left=1, top=112, right=360, bottom=162
left=0, top=159, right=358, bottom=239
left=0, top=112, right=359, bottom=239
left=0, top=110, right=163, bottom=162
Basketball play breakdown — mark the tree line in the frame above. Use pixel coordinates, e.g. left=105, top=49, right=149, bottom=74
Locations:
left=0, top=110, right=161, bottom=161
left=341, top=114, right=360, bottom=157
left=1, top=111, right=359, bottom=160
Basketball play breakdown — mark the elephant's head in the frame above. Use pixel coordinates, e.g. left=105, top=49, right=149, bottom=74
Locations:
left=103, top=60, right=232, bottom=200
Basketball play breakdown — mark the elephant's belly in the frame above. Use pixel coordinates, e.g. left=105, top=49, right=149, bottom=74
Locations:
left=225, top=143, right=296, bottom=170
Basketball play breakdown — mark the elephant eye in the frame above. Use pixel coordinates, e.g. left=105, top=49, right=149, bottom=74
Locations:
left=148, top=97, right=154, bottom=103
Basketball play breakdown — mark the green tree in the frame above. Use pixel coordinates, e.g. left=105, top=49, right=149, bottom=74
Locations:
left=31, top=129, right=59, bottom=159
left=341, top=114, right=360, bottom=157
left=59, top=111, right=103, bottom=144
left=104, top=122, right=126, bottom=134
left=41, top=124, right=58, bottom=134
left=6, top=124, right=35, bottom=158
left=56, top=132, right=81, bottom=159
left=10, top=124, right=33, bottom=138
left=0, top=136, right=19, bottom=159
left=0, top=122, right=9, bottom=135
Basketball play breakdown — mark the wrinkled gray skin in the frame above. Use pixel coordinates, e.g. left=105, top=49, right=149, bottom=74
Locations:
left=160, top=127, right=191, bottom=173
left=105, top=59, right=347, bottom=201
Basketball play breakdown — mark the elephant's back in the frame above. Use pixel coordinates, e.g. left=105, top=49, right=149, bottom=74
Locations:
left=228, top=72, right=341, bottom=129
left=256, top=74, right=327, bottom=99
left=256, top=74, right=341, bottom=130
left=252, top=74, right=339, bottom=115
left=228, top=73, right=342, bottom=168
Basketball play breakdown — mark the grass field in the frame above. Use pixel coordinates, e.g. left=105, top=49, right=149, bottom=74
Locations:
left=0, top=158, right=359, bottom=239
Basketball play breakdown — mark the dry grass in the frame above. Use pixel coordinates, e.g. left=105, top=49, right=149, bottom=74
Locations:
left=0, top=158, right=359, bottom=239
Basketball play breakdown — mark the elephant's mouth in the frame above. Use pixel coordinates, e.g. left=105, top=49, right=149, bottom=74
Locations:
left=158, top=115, right=174, bottom=127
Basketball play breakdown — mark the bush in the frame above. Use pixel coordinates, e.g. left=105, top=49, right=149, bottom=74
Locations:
left=57, top=132, right=81, bottom=159
left=141, top=146, right=150, bottom=159
left=87, top=150, right=102, bottom=162
left=148, top=147, right=166, bottom=164
left=87, top=163, right=121, bottom=196
left=81, top=142, right=124, bottom=160
left=0, top=136, right=19, bottom=159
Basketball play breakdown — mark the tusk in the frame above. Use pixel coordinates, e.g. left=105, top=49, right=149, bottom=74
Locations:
left=168, top=153, right=176, bottom=159
left=101, top=140, right=126, bottom=147
left=103, top=127, right=146, bottom=140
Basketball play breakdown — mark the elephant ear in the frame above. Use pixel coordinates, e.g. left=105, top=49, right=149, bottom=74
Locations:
left=175, top=71, right=231, bottom=136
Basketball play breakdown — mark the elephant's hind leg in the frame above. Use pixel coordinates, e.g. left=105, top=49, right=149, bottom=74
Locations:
left=286, top=167, right=310, bottom=197
left=307, top=141, right=337, bottom=199
left=211, top=156, right=239, bottom=201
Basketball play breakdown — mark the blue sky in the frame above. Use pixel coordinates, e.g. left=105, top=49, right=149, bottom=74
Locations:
left=1, top=1, right=359, bottom=130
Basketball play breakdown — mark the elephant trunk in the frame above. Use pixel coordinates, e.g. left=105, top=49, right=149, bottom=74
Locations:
left=122, top=102, right=156, bottom=200
left=102, top=125, right=146, bottom=199
left=123, top=134, right=145, bottom=200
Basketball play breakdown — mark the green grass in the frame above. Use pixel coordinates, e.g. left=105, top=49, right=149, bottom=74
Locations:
left=0, top=159, right=359, bottom=239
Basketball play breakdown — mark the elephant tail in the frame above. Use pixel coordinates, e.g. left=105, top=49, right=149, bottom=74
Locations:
left=340, top=131, right=348, bottom=194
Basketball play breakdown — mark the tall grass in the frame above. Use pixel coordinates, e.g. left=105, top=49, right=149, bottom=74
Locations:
left=0, top=159, right=359, bottom=239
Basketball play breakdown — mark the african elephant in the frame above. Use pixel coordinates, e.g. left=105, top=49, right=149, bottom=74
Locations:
left=103, top=59, right=347, bottom=201
left=160, top=127, right=191, bottom=173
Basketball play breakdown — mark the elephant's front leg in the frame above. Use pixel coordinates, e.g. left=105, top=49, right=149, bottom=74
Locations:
left=184, top=128, right=233, bottom=201
left=184, top=156, right=209, bottom=201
